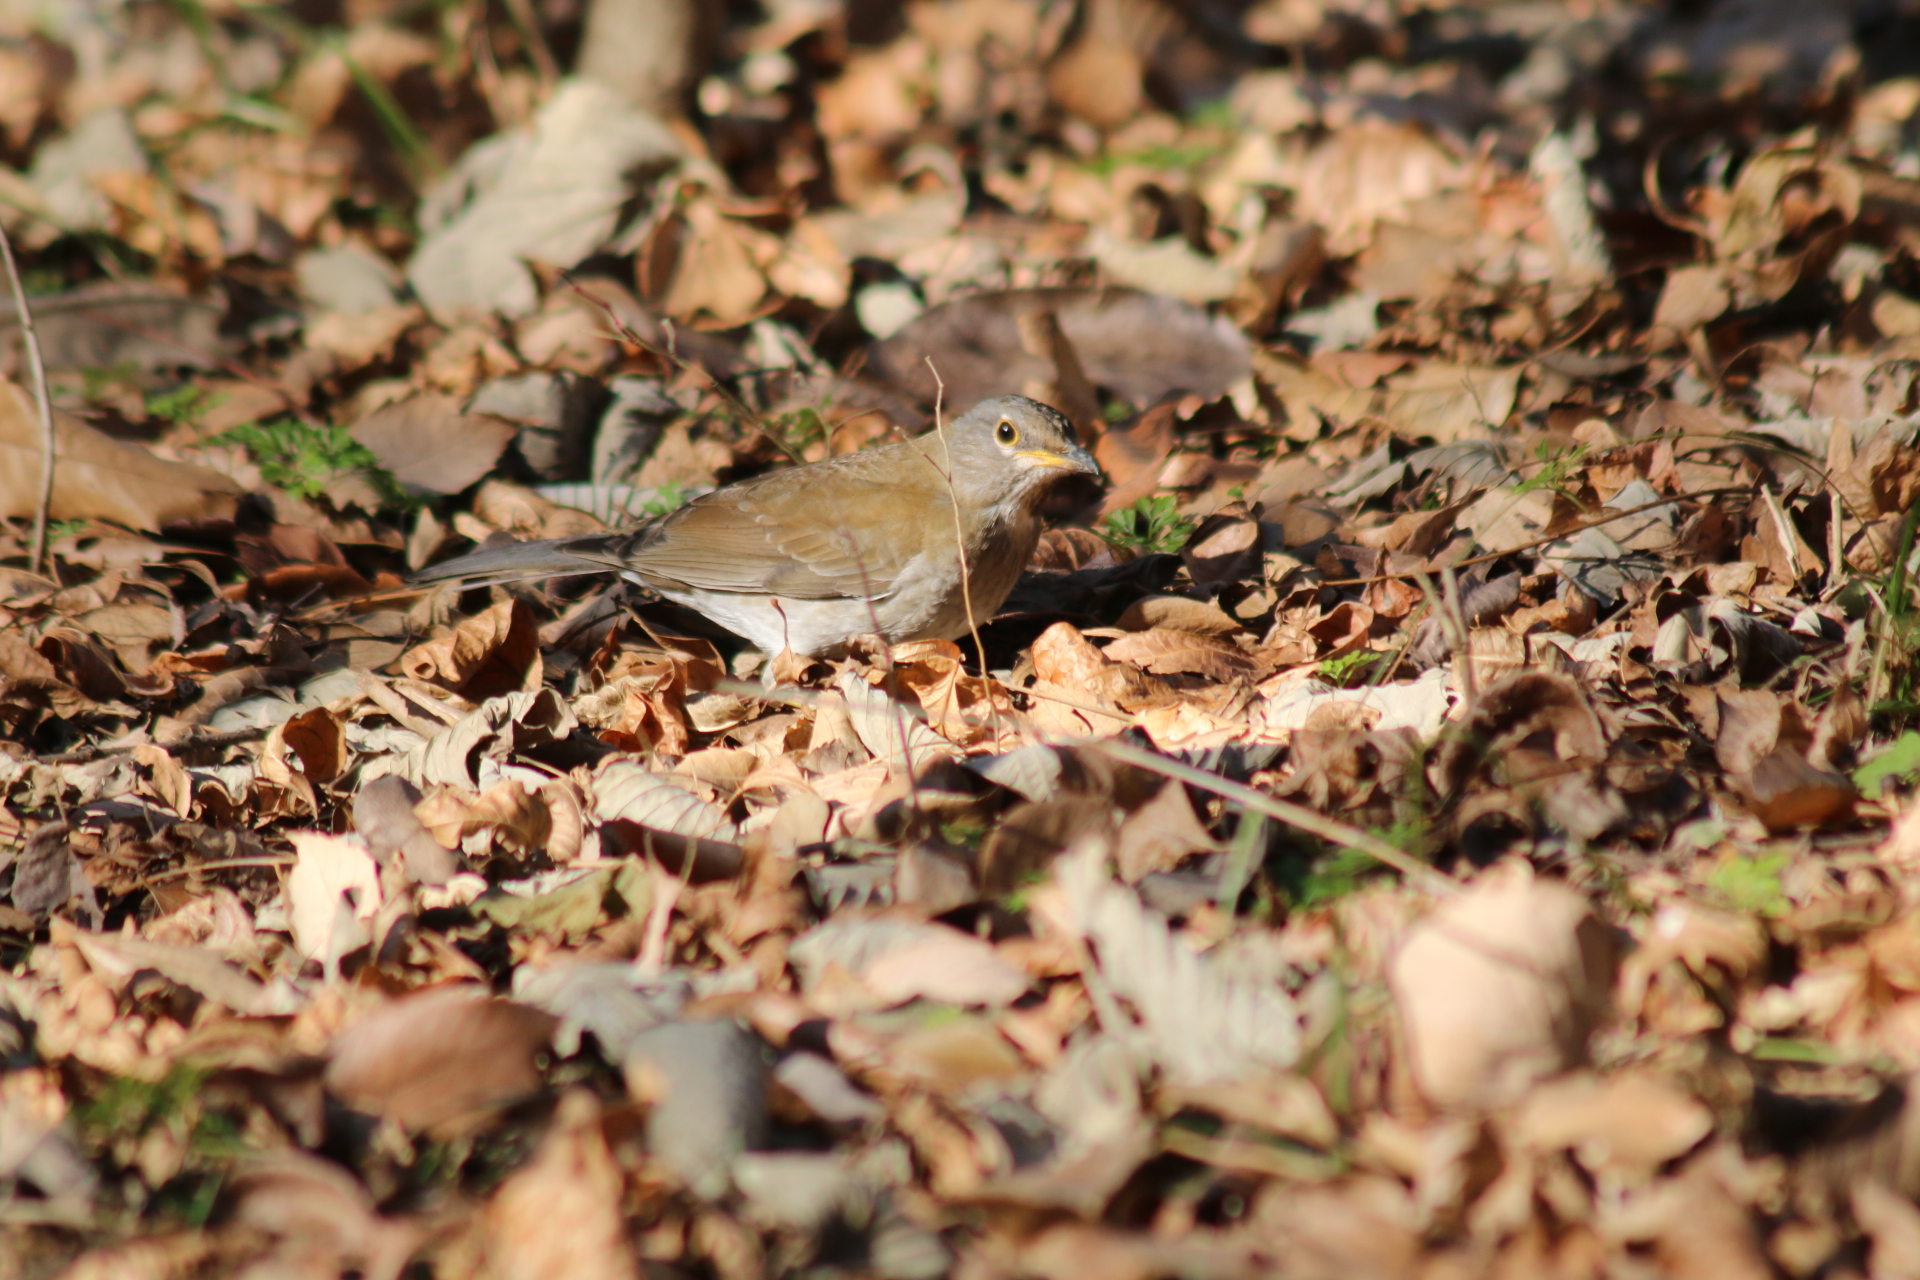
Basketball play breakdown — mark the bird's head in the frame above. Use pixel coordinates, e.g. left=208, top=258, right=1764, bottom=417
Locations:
left=939, top=395, right=1102, bottom=507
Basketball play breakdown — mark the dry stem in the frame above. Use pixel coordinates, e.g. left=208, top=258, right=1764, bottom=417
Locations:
left=1092, top=736, right=1456, bottom=894
left=0, top=221, right=55, bottom=575
left=922, top=357, right=1002, bottom=745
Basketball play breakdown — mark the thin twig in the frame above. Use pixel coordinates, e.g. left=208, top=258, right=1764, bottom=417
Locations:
left=922, top=357, right=1005, bottom=747
left=1091, top=736, right=1456, bottom=894
left=0, top=221, right=56, bottom=575
left=562, top=274, right=805, bottom=464
left=141, top=855, right=296, bottom=887
left=38, top=725, right=271, bottom=766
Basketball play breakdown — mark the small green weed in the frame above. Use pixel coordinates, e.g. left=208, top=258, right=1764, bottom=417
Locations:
left=1316, top=650, right=1380, bottom=687
left=145, top=384, right=225, bottom=427
left=1512, top=440, right=1588, bottom=497
left=80, top=361, right=143, bottom=401
left=1187, top=99, right=1239, bottom=131
left=1002, top=867, right=1051, bottom=913
left=767, top=406, right=829, bottom=455
left=1100, top=493, right=1196, bottom=555
left=938, top=816, right=989, bottom=849
left=219, top=418, right=407, bottom=506
left=1856, top=732, right=1920, bottom=797
left=1706, top=849, right=1789, bottom=918
left=1872, top=506, right=1920, bottom=727
left=1085, top=139, right=1226, bottom=177
left=638, top=482, right=690, bottom=518
left=1286, top=844, right=1387, bottom=909
left=73, top=1068, right=205, bottom=1142
left=22, top=265, right=65, bottom=295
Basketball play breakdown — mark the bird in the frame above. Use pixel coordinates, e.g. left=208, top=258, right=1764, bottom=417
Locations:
left=414, top=395, right=1101, bottom=657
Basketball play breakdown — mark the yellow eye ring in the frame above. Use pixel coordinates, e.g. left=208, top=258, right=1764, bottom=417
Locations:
left=995, top=420, right=1019, bottom=445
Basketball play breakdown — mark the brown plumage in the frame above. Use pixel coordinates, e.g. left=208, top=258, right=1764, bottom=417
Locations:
left=414, top=395, right=1101, bottom=656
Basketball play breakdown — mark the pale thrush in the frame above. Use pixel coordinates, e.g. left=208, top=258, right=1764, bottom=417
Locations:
left=416, top=395, right=1101, bottom=656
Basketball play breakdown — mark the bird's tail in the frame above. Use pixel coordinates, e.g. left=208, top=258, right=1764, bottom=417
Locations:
left=411, top=536, right=619, bottom=589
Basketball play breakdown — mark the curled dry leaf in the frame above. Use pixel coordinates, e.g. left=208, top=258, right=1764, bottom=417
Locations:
left=1181, top=504, right=1262, bottom=592
left=1511, top=1071, right=1713, bottom=1183
left=402, top=598, right=543, bottom=703
left=10, top=820, right=79, bottom=923
left=285, top=830, right=383, bottom=965
left=353, top=775, right=462, bottom=885
left=836, top=668, right=964, bottom=769
left=1428, top=670, right=1610, bottom=799
left=229, top=1151, right=421, bottom=1280
left=370, top=688, right=578, bottom=791
left=1031, top=622, right=1164, bottom=704
left=66, top=926, right=284, bottom=1017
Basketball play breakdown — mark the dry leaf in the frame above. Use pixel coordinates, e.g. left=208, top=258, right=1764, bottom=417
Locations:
left=482, top=1090, right=639, bottom=1280
left=0, top=377, right=240, bottom=528
left=286, top=830, right=383, bottom=964
left=326, top=985, right=558, bottom=1131
left=1389, top=862, right=1616, bottom=1109
left=351, top=394, right=519, bottom=495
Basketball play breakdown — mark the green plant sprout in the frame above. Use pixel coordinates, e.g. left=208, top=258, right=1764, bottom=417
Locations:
left=1706, top=849, right=1790, bottom=918
left=1856, top=732, right=1920, bottom=797
left=1316, top=650, right=1380, bottom=686
left=1100, top=493, right=1196, bottom=554
left=1512, top=440, right=1589, bottom=498
left=145, top=384, right=225, bottom=427
left=638, top=482, right=690, bottom=518
left=218, top=418, right=407, bottom=506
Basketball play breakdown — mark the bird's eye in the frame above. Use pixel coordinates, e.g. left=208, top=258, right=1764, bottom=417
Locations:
left=995, top=420, right=1018, bottom=445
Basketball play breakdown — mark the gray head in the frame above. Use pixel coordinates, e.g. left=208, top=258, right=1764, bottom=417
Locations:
left=936, top=395, right=1101, bottom=507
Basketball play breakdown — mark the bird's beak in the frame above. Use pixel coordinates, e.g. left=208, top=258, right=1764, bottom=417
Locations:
left=1016, top=445, right=1103, bottom=477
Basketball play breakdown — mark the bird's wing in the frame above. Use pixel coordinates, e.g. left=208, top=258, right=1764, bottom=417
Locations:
left=611, top=443, right=954, bottom=601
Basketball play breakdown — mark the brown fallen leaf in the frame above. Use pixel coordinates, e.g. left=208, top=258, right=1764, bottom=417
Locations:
left=402, top=597, right=543, bottom=702
left=0, top=377, right=240, bottom=529
left=1511, top=1070, right=1714, bottom=1183
left=229, top=1151, right=422, bottom=1280
left=351, top=393, right=520, bottom=496
left=1031, top=622, right=1165, bottom=703
left=1739, top=747, right=1857, bottom=832
left=325, top=985, right=558, bottom=1132
left=788, top=916, right=1030, bottom=1013
left=0, top=281, right=227, bottom=371
left=1181, top=503, right=1263, bottom=592
left=480, top=1089, right=638, bottom=1280
left=286, top=830, right=383, bottom=965
left=869, top=287, right=1250, bottom=413
left=1113, top=595, right=1245, bottom=637
left=1101, top=628, right=1258, bottom=681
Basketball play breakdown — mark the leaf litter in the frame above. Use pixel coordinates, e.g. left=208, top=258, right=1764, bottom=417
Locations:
left=6, top=0, right=1920, bottom=1276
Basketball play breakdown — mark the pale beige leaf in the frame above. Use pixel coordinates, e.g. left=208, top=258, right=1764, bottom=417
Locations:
left=1388, top=862, right=1616, bottom=1109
